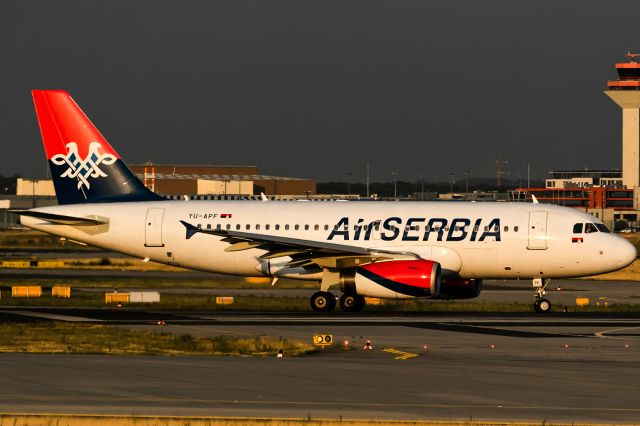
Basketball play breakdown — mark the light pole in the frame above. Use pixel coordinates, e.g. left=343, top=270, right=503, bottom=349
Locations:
left=464, top=170, right=470, bottom=193
left=449, top=172, right=455, bottom=195
left=391, top=172, right=399, bottom=199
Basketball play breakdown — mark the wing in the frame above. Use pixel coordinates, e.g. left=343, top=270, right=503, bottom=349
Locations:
left=179, top=220, right=418, bottom=269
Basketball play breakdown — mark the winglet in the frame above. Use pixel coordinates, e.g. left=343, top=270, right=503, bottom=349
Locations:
left=531, top=194, right=539, bottom=204
left=180, top=220, right=200, bottom=239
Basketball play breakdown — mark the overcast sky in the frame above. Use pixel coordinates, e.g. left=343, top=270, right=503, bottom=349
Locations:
left=1, top=1, right=639, bottom=182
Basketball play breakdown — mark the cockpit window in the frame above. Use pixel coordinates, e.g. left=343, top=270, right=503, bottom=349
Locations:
left=573, top=223, right=583, bottom=234
left=585, top=223, right=598, bottom=233
left=595, top=223, right=610, bottom=233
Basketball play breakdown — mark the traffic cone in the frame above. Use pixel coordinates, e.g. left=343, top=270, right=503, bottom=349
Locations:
left=363, top=340, right=373, bottom=350
left=277, top=349, right=284, bottom=358
left=156, top=320, right=165, bottom=326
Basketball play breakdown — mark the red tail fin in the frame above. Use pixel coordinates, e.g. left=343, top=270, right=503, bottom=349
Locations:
left=32, top=90, right=161, bottom=204
left=32, top=90, right=120, bottom=160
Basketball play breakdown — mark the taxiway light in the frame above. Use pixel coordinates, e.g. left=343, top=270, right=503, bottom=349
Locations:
left=489, top=344, right=496, bottom=349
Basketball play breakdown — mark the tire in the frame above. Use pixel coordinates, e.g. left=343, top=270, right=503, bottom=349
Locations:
left=534, top=298, right=551, bottom=313
left=340, top=294, right=366, bottom=312
left=310, top=291, right=335, bottom=312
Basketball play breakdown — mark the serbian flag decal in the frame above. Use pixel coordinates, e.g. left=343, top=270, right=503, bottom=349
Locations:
left=572, top=237, right=583, bottom=243
left=220, top=213, right=232, bottom=219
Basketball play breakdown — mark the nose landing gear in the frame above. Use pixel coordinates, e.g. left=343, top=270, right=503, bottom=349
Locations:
left=532, top=278, right=552, bottom=313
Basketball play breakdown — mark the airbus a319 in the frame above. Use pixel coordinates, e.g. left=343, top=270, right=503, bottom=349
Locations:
left=13, top=90, right=637, bottom=313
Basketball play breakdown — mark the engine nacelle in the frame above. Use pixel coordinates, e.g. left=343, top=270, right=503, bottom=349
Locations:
left=436, top=277, right=482, bottom=299
left=341, top=259, right=441, bottom=299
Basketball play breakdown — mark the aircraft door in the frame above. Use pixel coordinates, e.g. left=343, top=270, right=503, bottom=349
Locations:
left=527, top=211, right=548, bottom=250
left=145, top=208, right=165, bottom=247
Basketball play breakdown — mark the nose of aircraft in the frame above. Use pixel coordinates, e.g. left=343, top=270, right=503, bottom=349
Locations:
left=615, top=237, right=637, bottom=269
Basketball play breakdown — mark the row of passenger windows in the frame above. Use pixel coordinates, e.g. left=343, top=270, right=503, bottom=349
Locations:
left=573, top=223, right=610, bottom=234
left=197, top=223, right=519, bottom=233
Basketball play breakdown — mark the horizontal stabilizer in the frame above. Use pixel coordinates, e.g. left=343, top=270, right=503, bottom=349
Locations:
left=8, top=210, right=108, bottom=226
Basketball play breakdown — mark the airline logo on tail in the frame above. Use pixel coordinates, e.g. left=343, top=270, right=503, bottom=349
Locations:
left=50, top=142, right=117, bottom=190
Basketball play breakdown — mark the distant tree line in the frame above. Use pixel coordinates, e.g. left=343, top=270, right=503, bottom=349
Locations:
left=317, top=177, right=544, bottom=198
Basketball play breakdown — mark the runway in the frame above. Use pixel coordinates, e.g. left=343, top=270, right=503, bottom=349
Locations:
left=1, top=309, right=640, bottom=423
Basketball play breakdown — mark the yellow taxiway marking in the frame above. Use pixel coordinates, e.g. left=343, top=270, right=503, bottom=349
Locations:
left=382, top=347, right=418, bottom=360
left=594, top=326, right=640, bottom=340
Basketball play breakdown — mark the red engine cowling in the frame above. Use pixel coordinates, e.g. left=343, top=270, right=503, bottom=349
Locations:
left=436, top=278, right=482, bottom=299
left=341, top=259, right=441, bottom=299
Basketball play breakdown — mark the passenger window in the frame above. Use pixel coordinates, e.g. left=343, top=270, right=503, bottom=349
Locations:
left=246, top=224, right=250, bottom=230
left=314, top=225, right=319, bottom=231
left=324, top=225, right=329, bottom=231
left=573, top=223, right=583, bottom=234
left=225, top=224, right=230, bottom=230
left=197, top=224, right=202, bottom=229
left=514, top=226, right=518, bottom=232
left=216, top=224, right=221, bottom=230
left=256, top=224, right=261, bottom=230
left=305, top=225, right=309, bottom=230
left=236, top=224, right=240, bottom=230
left=275, top=224, right=280, bottom=230
left=265, top=224, right=270, bottom=230
left=585, top=223, right=597, bottom=233
left=504, top=226, right=509, bottom=232
left=206, top=224, right=211, bottom=230
left=295, top=225, right=300, bottom=230
left=285, top=224, right=290, bottom=230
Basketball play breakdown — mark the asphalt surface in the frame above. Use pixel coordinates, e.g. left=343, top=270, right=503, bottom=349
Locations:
left=1, top=308, right=640, bottom=423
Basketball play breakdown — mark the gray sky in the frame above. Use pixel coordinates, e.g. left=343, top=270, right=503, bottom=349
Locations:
left=1, top=1, right=638, bottom=182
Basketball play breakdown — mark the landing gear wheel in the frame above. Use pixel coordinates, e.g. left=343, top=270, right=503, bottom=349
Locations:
left=534, top=298, right=551, bottom=313
left=310, top=291, right=335, bottom=312
left=340, top=294, right=366, bottom=312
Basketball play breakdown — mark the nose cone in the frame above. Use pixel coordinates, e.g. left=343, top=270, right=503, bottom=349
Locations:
left=616, top=237, right=637, bottom=269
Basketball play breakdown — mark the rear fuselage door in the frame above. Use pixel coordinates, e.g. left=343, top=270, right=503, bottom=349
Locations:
left=527, top=211, right=548, bottom=250
left=145, top=207, right=165, bottom=247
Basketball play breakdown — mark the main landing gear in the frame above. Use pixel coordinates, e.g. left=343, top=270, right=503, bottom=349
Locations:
left=309, top=292, right=366, bottom=312
left=532, top=278, right=552, bottom=313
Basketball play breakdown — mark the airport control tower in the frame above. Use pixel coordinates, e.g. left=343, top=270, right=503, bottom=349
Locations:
left=605, top=52, right=640, bottom=189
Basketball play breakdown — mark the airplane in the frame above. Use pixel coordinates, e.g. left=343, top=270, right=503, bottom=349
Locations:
left=11, top=90, right=637, bottom=313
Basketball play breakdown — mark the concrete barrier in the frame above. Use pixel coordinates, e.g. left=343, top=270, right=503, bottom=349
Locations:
left=105, top=292, right=130, bottom=303
left=52, top=286, right=71, bottom=298
left=12, top=286, right=42, bottom=297
left=130, top=291, right=160, bottom=303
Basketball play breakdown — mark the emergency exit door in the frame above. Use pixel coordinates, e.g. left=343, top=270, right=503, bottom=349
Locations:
left=527, top=211, right=548, bottom=250
left=145, top=208, right=165, bottom=247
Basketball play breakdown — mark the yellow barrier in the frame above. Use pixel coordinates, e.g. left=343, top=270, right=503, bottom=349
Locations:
left=105, top=292, right=130, bottom=303
left=0, top=260, right=64, bottom=268
left=1, top=260, right=32, bottom=268
left=215, top=296, right=234, bottom=305
left=12, top=286, right=42, bottom=298
left=37, top=261, right=64, bottom=268
left=365, top=297, right=387, bottom=305
left=576, top=297, right=590, bottom=307
left=52, top=286, right=71, bottom=298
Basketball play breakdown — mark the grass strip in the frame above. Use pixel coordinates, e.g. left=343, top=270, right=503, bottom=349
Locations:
left=0, top=320, right=313, bottom=356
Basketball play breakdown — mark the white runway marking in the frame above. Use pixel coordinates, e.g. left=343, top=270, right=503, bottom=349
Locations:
left=594, top=326, right=640, bottom=340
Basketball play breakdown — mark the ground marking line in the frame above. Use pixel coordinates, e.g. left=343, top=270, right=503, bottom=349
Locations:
left=382, top=348, right=418, bottom=360
left=594, top=326, right=640, bottom=340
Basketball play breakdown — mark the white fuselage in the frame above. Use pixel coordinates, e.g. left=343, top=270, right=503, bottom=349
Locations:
left=20, top=200, right=636, bottom=281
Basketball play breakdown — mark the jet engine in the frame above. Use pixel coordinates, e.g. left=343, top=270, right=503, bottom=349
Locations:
left=435, top=277, right=482, bottom=299
left=341, top=259, right=441, bottom=299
